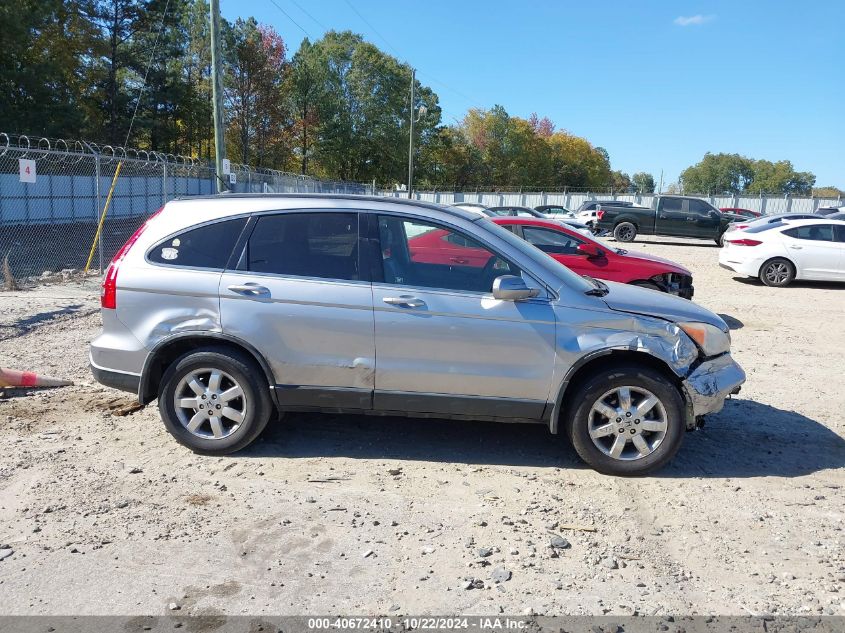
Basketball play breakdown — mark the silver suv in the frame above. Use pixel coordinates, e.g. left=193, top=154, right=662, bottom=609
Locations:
left=90, top=194, right=745, bottom=476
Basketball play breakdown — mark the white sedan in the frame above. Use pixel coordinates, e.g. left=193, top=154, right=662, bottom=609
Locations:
left=719, top=218, right=845, bottom=287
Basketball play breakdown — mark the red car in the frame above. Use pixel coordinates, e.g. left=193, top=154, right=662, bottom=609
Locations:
left=720, top=207, right=761, bottom=219
left=491, top=217, right=694, bottom=298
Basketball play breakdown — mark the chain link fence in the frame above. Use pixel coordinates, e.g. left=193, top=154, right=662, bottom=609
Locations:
left=380, top=190, right=844, bottom=215
left=0, top=133, right=371, bottom=288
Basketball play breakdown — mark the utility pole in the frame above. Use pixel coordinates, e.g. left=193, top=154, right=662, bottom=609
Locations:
left=210, top=0, right=227, bottom=193
left=407, top=68, right=415, bottom=199
left=658, top=170, right=664, bottom=195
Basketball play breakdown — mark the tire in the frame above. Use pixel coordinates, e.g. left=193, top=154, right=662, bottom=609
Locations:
left=564, top=365, right=685, bottom=476
left=158, top=346, right=273, bottom=455
left=759, top=258, right=795, bottom=287
left=613, top=222, right=637, bottom=242
left=717, top=233, right=726, bottom=247
left=630, top=281, right=662, bottom=292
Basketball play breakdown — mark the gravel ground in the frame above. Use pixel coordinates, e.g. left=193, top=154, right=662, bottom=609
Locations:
left=0, top=236, right=843, bottom=617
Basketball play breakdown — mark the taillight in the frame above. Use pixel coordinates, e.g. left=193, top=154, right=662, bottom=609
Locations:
left=727, top=238, right=762, bottom=246
left=734, top=224, right=749, bottom=230
left=101, top=208, right=163, bottom=309
left=597, top=210, right=605, bottom=220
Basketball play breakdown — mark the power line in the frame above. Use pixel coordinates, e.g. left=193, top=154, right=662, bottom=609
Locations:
left=267, top=0, right=310, bottom=38
left=124, top=0, right=173, bottom=147
left=288, top=0, right=329, bottom=32
left=339, top=0, right=485, bottom=115
left=342, top=0, right=401, bottom=58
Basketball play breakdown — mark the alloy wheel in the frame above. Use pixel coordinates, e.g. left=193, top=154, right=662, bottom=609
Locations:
left=173, top=368, right=247, bottom=440
left=587, top=386, right=668, bottom=460
left=764, top=262, right=789, bottom=285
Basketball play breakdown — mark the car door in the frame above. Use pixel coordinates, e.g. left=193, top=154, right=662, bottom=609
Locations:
left=219, top=211, right=375, bottom=409
left=655, top=197, right=687, bottom=235
left=834, top=226, right=845, bottom=280
left=518, top=224, right=623, bottom=281
left=369, top=213, right=556, bottom=419
left=686, top=199, right=722, bottom=238
left=782, top=224, right=840, bottom=280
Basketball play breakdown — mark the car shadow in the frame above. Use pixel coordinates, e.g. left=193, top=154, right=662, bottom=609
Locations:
left=246, top=399, right=844, bottom=478
left=718, top=313, right=744, bottom=330
left=731, top=276, right=845, bottom=290
left=629, top=239, right=719, bottom=248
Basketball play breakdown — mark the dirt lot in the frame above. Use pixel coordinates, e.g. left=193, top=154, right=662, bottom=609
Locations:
left=0, top=236, right=843, bottom=617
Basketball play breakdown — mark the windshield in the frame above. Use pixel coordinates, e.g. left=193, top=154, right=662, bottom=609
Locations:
left=476, top=218, right=594, bottom=293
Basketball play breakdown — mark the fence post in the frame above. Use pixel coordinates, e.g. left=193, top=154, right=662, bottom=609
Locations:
left=162, top=160, right=168, bottom=205
left=94, top=153, right=103, bottom=272
left=785, top=193, right=792, bottom=212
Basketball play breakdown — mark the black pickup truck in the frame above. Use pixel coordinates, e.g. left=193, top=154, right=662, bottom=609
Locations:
left=595, top=195, right=745, bottom=245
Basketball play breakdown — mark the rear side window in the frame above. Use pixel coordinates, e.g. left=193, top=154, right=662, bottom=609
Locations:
left=661, top=197, right=683, bottom=212
left=522, top=226, right=585, bottom=254
left=148, top=217, right=247, bottom=268
left=245, top=213, right=359, bottom=280
left=782, top=225, right=834, bottom=241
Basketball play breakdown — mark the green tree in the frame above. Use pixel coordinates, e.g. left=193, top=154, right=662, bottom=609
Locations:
left=224, top=17, right=290, bottom=167
left=812, top=186, right=844, bottom=198
left=632, top=172, right=655, bottom=193
left=611, top=170, right=632, bottom=192
left=0, top=0, right=96, bottom=137
left=746, top=159, right=814, bottom=195
left=680, top=153, right=754, bottom=194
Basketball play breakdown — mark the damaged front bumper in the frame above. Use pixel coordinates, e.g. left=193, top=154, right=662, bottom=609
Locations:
left=681, top=353, right=746, bottom=428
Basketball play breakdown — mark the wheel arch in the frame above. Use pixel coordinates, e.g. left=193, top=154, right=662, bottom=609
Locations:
left=548, top=349, right=686, bottom=435
left=613, top=216, right=640, bottom=230
left=139, top=333, right=276, bottom=404
left=757, top=255, right=797, bottom=280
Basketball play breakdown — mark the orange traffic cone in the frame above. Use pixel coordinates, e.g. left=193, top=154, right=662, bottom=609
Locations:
left=0, top=367, right=73, bottom=388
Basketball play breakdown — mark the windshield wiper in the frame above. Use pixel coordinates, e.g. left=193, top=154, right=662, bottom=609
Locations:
left=582, top=275, right=609, bottom=296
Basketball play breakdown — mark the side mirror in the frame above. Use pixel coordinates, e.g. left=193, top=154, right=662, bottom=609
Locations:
left=492, top=275, right=540, bottom=301
left=576, top=243, right=603, bottom=258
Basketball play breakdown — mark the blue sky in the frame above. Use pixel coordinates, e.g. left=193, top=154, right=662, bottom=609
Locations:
left=221, top=0, right=845, bottom=188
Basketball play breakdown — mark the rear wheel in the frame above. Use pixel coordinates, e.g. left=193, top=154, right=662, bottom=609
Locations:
left=613, top=222, right=637, bottom=242
left=565, top=365, right=685, bottom=476
left=158, top=347, right=273, bottom=454
left=759, top=258, right=795, bottom=287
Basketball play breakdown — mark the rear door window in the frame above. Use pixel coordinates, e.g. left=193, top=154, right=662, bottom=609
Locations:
left=148, top=217, right=248, bottom=269
left=782, top=225, right=835, bottom=241
left=377, top=215, right=519, bottom=293
left=244, top=213, right=359, bottom=280
left=661, top=197, right=683, bottom=212
left=522, top=226, right=585, bottom=255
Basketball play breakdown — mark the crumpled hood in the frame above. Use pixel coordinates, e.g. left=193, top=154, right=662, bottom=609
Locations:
left=600, top=280, right=728, bottom=330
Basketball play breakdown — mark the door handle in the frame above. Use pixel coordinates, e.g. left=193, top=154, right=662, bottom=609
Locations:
left=227, top=283, right=271, bottom=297
left=788, top=245, right=803, bottom=250
left=383, top=295, right=426, bottom=308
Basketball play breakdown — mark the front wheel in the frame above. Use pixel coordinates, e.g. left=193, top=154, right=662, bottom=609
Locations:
left=158, top=347, right=273, bottom=454
left=613, top=222, right=637, bottom=242
left=565, top=365, right=685, bottom=476
left=759, top=258, right=795, bottom=287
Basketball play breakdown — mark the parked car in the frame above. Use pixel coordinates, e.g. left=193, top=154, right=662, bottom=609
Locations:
left=595, top=195, right=746, bottom=244
left=574, top=201, right=644, bottom=229
left=816, top=206, right=844, bottom=216
left=492, top=217, right=694, bottom=298
left=534, top=204, right=575, bottom=218
left=450, top=203, right=497, bottom=217
left=719, top=218, right=845, bottom=287
left=720, top=207, right=761, bottom=219
left=90, top=194, right=745, bottom=476
left=723, top=212, right=824, bottom=239
left=487, top=205, right=593, bottom=235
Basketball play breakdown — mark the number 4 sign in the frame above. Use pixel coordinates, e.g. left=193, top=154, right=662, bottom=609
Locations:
left=19, top=159, right=36, bottom=183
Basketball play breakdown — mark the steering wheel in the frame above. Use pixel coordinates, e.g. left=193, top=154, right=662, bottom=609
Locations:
left=479, top=255, right=501, bottom=291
